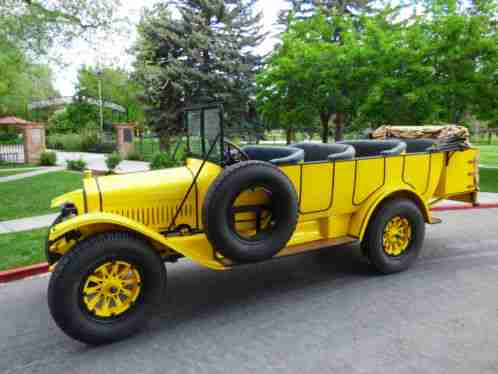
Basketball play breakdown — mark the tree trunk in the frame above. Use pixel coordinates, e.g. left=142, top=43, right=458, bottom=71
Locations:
left=334, top=112, right=344, bottom=142
left=286, top=127, right=294, bottom=145
left=159, top=131, right=171, bottom=154
left=320, top=113, right=330, bottom=143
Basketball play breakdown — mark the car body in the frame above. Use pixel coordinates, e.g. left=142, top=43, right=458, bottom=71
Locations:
left=45, top=103, right=479, bottom=344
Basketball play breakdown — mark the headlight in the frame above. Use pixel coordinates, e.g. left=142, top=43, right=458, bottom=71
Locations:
left=60, top=203, right=78, bottom=219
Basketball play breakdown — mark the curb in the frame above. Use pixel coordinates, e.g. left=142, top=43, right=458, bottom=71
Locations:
left=1, top=203, right=497, bottom=284
left=431, top=202, right=498, bottom=212
left=0, top=262, right=48, bottom=284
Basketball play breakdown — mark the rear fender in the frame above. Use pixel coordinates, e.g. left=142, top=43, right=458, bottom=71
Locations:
left=48, top=213, right=225, bottom=270
left=349, top=188, right=432, bottom=240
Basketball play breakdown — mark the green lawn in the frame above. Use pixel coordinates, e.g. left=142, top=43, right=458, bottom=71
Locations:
left=0, top=163, right=37, bottom=170
left=478, top=145, right=498, bottom=167
left=0, top=171, right=82, bottom=221
left=0, top=229, right=47, bottom=271
left=135, top=138, right=186, bottom=162
left=480, top=168, right=498, bottom=193
left=135, top=138, right=160, bottom=161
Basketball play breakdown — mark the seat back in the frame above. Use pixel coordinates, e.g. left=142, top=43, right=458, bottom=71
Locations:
left=339, top=140, right=407, bottom=158
left=401, top=139, right=435, bottom=153
left=242, top=146, right=304, bottom=165
left=291, top=142, right=355, bottom=162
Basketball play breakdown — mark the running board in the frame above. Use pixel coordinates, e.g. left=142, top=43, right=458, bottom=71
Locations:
left=219, top=236, right=358, bottom=267
left=276, top=236, right=358, bottom=258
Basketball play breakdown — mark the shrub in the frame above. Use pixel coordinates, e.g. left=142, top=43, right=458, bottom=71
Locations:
left=150, top=152, right=177, bottom=170
left=0, top=132, right=22, bottom=145
left=85, top=142, right=116, bottom=154
left=47, top=133, right=83, bottom=151
left=66, top=159, right=87, bottom=171
left=106, top=152, right=122, bottom=173
left=81, top=131, right=102, bottom=152
left=126, top=150, right=144, bottom=161
left=39, top=151, right=57, bottom=166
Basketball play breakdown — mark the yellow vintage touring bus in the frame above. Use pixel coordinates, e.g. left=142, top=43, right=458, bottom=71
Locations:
left=45, top=103, right=479, bottom=344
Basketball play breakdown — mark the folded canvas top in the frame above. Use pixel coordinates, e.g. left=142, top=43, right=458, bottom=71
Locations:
left=371, top=125, right=470, bottom=142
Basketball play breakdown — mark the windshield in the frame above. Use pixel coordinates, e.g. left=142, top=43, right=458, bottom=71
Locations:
left=186, top=105, right=223, bottom=163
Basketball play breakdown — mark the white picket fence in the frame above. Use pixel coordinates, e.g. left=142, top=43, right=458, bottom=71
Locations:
left=0, top=144, right=24, bottom=163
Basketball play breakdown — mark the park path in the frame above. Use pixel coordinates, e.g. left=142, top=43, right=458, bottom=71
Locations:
left=0, top=213, right=58, bottom=234
left=0, top=167, right=64, bottom=183
left=53, top=150, right=149, bottom=173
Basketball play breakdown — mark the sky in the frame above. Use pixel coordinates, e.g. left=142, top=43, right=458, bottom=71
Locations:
left=53, top=0, right=288, bottom=96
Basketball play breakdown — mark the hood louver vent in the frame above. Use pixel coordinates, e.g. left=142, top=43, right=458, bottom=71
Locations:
left=106, top=203, right=195, bottom=228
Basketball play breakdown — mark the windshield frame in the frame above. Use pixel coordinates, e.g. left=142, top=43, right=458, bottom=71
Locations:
left=184, top=103, right=225, bottom=164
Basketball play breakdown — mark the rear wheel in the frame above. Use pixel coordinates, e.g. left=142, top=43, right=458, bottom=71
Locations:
left=362, top=199, right=425, bottom=274
left=48, top=232, right=166, bottom=345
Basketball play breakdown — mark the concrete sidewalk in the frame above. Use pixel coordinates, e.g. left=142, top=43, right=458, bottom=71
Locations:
left=0, top=167, right=64, bottom=183
left=53, top=150, right=150, bottom=174
left=432, top=192, right=498, bottom=208
left=0, top=213, right=58, bottom=234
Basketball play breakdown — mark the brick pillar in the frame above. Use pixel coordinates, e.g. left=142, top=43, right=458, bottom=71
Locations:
left=23, top=124, right=46, bottom=164
left=113, top=123, right=135, bottom=157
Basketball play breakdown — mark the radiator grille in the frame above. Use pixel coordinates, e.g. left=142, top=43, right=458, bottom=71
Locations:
left=105, top=203, right=195, bottom=227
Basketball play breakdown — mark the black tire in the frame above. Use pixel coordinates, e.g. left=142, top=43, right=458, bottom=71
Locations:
left=48, top=231, right=166, bottom=345
left=203, top=161, right=298, bottom=263
left=362, top=199, right=425, bottom=274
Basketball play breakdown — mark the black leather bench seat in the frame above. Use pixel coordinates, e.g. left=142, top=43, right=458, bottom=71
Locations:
left=291, top=142, right=356, bottom=162
left=339, top=140, right=407, bottom=158
left=242, top=146, right=305, bottom=165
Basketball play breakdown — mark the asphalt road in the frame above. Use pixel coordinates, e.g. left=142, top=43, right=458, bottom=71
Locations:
left=1, top=209, right=498, bottom=374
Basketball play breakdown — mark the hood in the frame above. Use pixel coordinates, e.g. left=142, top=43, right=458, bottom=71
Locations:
left=90, top=166, right=194, bottom=213
left=50, top=159, right=223, bottom=231
left=51, top=166, right=194, bottom=230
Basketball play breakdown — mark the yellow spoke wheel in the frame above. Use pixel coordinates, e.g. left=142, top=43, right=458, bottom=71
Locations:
left=82, top=261, right=142, bottom=318
left=383, top=216, right=412, bottom=256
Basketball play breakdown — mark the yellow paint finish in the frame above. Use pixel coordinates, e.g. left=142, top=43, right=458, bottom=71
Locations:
left=51, top=189, right=85, bottom=212
left=280, top=164, right=301, bottom=201
left=287, top=220, right=323, bottom=246
left=83, top=177, right=101, bottom=213
left=383, top=216, right=412, bottom=256
left=83, top=164, right=210, bottom=231
left=331, top=160, right=356, bottom=213
left=82, top=260, right=142, bottom=318
left=48, top=212, right=226, bottom=270
left=48, top=147, right=480, bottom=270
left=300, top=162, right=334, bottom=214
left=354, top=158, right=385, bottom=205
left=325, top=214, right=351, bottom=238
left=435, top=148, right=479, bottom=197
left=385, top=156, right=404, bottom=182
left=403, top=154, right=431, bottom=193
left=186, top=158, right=223, bottom=229
left=349, top=186, right=432, bottom=240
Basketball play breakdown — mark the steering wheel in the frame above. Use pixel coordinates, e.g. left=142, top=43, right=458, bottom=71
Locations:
left=224, top=139, right=250, bottom=164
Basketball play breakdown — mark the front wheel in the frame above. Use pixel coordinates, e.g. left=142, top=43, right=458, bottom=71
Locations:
left=48, top=232, right=166, bottom=345
left=362, top=199, right=425, bottom=274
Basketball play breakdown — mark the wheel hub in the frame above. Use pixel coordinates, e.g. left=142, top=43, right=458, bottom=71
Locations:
left=383, top=216, right=412, bottom=256
left=82, top=261, right=141, bottom=318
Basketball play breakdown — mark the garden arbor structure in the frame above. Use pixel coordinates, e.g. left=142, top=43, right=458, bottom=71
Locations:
left=0, top=116, right=46, bottom=164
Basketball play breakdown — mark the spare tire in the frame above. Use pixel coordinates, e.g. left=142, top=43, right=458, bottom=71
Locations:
left=203, top=161, right=298, bottom=263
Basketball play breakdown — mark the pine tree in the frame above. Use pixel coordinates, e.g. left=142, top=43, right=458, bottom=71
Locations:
left=277, top=0, right=374, bottom=30
left=135, top=0, right=265, bottom=150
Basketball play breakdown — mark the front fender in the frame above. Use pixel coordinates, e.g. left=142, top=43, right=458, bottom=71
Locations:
left=48, top=212, right=225, bottom=270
